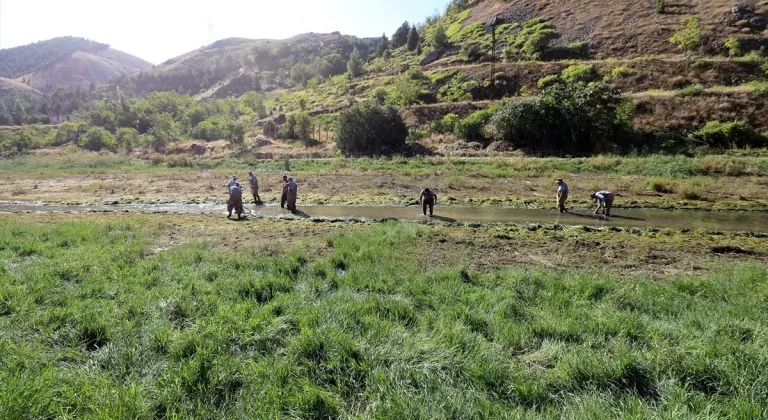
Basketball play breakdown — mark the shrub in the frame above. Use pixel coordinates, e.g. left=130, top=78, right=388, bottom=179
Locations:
left=0, top=130, right=33, bottom=153
left=724, top=38, right=742, bottom=57
left=762, top=59, right=768, bottom=76
left=656, top=0, right=665, bottom=14
left=538, top=75, right=561, bottom=89
left=693, top=121, right=766, bottom=149
left=335, top=104, right=408, bottom=156
left=646, top=178, right=675, bottom=193
left=81, top=127, right=117, bottom=152
left=372, top=88, right=389, bottom=105
left=610, top=66, right=637, bottom=80
left=669, top=16, right=702, bottom=56
left=431, top=113, right=460, bottom=133
left=504, top=18, right=555, bottom=61
left=678, top=85, right=705, bottom=96
left=561, top=64, right=597, bottom=84
left=454, top=109, right=494, bottom=140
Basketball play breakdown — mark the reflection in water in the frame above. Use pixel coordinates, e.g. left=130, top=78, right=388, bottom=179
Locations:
left=0, top=201, right=766, bottom=233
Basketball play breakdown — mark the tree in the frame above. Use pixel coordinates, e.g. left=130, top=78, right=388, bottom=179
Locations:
left=392, top=22, right=411, bottom=49
left=336, top=104, right=408, bottom=156
left=11, top=98, right=26, bottom=125
left=431, top=23, right=449, bottom=50
left=670, top=16, right=702, bottom=56
left=295, top=112, right=312, bottom=143
left=149, top=113, right=178, bottom=150
left=376, top=33, right=390, bottom=57
left=489, top=82, right=627, bottom=155
left=0, top=101, right=12, bottom=125
left=116, top=127, right=140, bottom=150
left=347, top=48, right=364, bottom=78
left=225, top=120, right=247, bottom=145
left=407, top=27, right=420, bottom=51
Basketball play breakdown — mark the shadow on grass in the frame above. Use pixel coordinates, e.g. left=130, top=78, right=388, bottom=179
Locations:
left=430, top=215, right=458, bottom=223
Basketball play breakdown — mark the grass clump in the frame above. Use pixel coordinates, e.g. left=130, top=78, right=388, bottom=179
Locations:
left=678, top=84, right=705, bottom=96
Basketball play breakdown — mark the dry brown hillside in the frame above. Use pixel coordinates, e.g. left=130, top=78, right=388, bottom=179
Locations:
left=468, top=0, right=768, bottom=58
left=0, top=77, right=42, bottom=95
left=17, top=48, right=152, bottom=94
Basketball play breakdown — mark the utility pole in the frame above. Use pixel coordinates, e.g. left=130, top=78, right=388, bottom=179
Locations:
left=489, top=17, right=501, bottom=90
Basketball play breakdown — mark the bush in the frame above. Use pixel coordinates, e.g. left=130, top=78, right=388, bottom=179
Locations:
left=762, top=59, right=768, bottom=77
left=430, top=113, right=460, bottom=134
left=656, top=0, right=665, bottom=13
left=335, top=104, right=408, bottom=156
left=561, top=64, right=597, bottom=84
left=538, top=75, right=561, bottom=89
left=81, top=127, right=117, bottom=152
left=454, top=109, right=494, bottom=140
left=609, top=66, right=637, bottom=80
left=669, top=16, right=702, bottom=56
left=693, top=121, right=766, bottom=149
left=504, top=18, right=555, bottom=61
left=0, top=130, right=34, bottom=153
left=724, top=38, right=742, bottom=57
left=490, top=82, right=627, bottom=155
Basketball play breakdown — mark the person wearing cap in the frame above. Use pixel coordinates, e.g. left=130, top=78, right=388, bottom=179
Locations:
left=227, top=182, right=244, bottom=219
left=556, top=179, right=569, bottom=213
left=286, top=177, right=299, bottom=214
left=591, top=191, right=615, bottom=217
left=248, top=171, right=262, bottom=205
left=280, top=176, right=289, bottom=209
left=227, top=176, right=238, bottom=193
left=419, top=188, right=438, bottom=216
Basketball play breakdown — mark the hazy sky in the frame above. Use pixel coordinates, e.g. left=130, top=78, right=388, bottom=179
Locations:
left=0, top=0, right=448, bottom=64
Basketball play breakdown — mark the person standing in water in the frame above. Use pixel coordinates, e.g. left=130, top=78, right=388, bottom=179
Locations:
left=556, top=179, right=569, bottom=213
left=591, top=191, right=615, bottom=217
left=248, top=171, right=262, bottom=205
left=227, top=176, right=238, bottom=192
left=280, top=176, right=289, bottom=209
left=420, top=188, right=438, bottom=217
left=227, top=183, right=244, bottom=219
left=286, top=177, right=298, bottom=214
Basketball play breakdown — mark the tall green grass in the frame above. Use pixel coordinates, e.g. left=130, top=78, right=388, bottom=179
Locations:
left=0, top=219, right=767, bottom=418
left=2, top=153, right=767, bottom=179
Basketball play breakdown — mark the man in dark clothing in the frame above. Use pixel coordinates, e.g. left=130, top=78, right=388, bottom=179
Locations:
left=420, top=188, right=437, bottom=216
left=280, top=176, right=289, bottom=209
left=227, top=183, right=244, bottom=219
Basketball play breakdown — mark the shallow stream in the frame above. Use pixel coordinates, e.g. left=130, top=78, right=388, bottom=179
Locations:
left=1, top=201, right=766, bottom=232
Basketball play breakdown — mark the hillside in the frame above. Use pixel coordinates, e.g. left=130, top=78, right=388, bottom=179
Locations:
left=114, top=32, right=375, bottom=97
left=0, top=77, right=42, bottom=96
left=0, top=37, right=152, bottom=94
left=466, top=0, right=768, bottom=58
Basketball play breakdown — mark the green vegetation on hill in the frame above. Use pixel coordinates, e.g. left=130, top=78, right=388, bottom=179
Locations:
left=0, top=37, right=109, bottom=79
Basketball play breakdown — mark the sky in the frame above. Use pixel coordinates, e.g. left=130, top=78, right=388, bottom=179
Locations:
left=0, top=0, right=448, bottom=64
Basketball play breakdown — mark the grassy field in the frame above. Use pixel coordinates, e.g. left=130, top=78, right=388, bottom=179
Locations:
left=1, top=153, right=767, bottom=211
left=1, top=214, right=767, bottom=418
